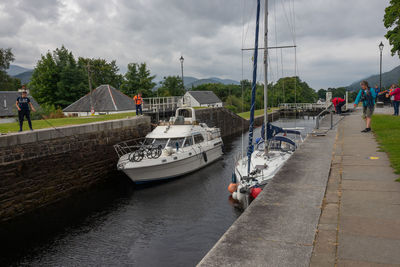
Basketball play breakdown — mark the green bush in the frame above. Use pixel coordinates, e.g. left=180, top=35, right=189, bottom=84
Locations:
left=30, top=104, right=65, bottom=120
left=225, top=105, right=237, bottom=113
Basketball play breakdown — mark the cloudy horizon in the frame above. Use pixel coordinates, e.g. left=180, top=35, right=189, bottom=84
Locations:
left=1, top=0, right=398, bottom=90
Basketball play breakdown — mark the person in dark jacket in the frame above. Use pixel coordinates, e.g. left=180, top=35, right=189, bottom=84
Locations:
left=354, top=80, right=376, bottom=133
left=15, top=91, right=36, bottom=131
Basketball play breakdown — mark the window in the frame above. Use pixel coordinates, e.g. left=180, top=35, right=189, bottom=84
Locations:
left=152, top=138, right=169, bottom=149
left=183, top=136, right=193, bottom=147
left=193, top=134, right=204, bottom=144
left=167, top=138, right=185, bottom=148
left=143, top=138, right=154, bottom=145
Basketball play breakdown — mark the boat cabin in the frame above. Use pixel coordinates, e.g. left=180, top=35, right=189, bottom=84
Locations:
left=168, top=107, right=197, bottom=125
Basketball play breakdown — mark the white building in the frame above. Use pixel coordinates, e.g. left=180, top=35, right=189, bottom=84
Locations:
left=183, top=91, right=222, bottom=108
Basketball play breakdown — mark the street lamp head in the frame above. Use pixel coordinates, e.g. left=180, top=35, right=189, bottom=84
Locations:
left=379, top=41, right=384, bottom=51
left=179, top=56, right=184, bottom=63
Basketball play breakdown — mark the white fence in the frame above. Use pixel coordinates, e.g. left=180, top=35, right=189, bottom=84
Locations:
left=142, top=96, right=183, bottom=112
left=278, top=103, right=329, bottom=110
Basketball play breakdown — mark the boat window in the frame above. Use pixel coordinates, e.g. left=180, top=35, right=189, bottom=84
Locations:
left=193, top=134, right=204, bottom=144
left=143, top=138, right=154, bottom=145
left=167, top=138, right=185, bottom=148
left=152, top=138, right=169, bottom=148
left=183, top=136, right=193, bottom=147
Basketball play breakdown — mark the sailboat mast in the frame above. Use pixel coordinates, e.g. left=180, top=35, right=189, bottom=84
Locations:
left=247, top=0, right=261, bottom=175
left=263, top=0, right=269, bottom=153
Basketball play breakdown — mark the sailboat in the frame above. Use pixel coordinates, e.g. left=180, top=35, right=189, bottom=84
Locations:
left=229, top=0, right=302, bottom=208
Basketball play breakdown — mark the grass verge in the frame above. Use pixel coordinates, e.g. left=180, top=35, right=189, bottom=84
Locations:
left=372, top=114, right=400, bottom=181
left=237, top=108, right=278, bottom=119
left=0, top=112, right=137, bottom=133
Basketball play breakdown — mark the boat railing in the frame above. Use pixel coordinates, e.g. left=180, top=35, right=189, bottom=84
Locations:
left=113, top=138, right=162, bottom=161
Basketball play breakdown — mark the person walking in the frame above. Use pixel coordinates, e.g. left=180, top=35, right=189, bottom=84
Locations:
left=389, top=84, right=400, bottom=116
left=134, top=92, right=143, bottom=116
left=332, top=97, right=345, bottom=114
left=15, top=90, right=36, bottom=132
left=354, top=80, right=376, bottom=133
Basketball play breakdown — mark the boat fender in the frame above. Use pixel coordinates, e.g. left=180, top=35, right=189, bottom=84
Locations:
left=232, top=192, right=238, bottom=200
left=228, top=183, right=238, bottom=194
left=250, top=187, right=262, bottom=199
left=237, top=191, right=244, bottom=203
left=202, top=152, right=208, bottom=162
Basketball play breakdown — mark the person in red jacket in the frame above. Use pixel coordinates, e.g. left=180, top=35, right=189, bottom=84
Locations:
left=332, top=97, right=345, bottom=114
left=389, top=84, right=400, bottom=116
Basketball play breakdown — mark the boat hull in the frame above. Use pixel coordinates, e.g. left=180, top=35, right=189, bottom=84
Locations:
left=121, top=145, right=223, bottom=183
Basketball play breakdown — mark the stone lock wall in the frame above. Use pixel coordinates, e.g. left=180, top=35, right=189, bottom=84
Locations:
left=0, top=116, right=150, bottom=222
left=195, top=107, right=279, bottom=137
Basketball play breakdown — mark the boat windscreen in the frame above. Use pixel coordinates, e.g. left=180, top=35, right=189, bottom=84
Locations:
left=152, top=138, right=169, bottom=148
left=167, top=138, right=185, bottom=148
left=143, top=138, right=154, bottom=145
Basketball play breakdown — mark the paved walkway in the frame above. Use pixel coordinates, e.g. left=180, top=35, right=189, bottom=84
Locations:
left=198, top=115, right=339, bottom=266
left=311, top=109, right=400, bottom=266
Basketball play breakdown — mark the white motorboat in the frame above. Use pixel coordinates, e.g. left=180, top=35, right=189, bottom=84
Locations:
left=114, top=107, right=223, bottom=183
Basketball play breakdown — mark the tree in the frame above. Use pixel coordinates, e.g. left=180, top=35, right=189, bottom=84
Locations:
left=157, top=76, right=185, bottom=96
left=384, top=0, right=400, bottom=57
left=317, top=89, right=327, bottom=100
left=269, top=76, right=317, bottom=105
left=30, top=46, right=87, bottom=107
left=30, top=46, right=126, bottom=108
left=121, top=62, right=156, bottom=97
left=0, top=48, right=21, bottom=91
left=78, top=57, right=123, bottom=89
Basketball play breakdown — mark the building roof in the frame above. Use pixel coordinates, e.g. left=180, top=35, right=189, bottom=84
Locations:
left=0, top=91, right=40, bottom=117
left=187, top=91, right=222, bottom=104
left=63, top=85, right=136, bottom=112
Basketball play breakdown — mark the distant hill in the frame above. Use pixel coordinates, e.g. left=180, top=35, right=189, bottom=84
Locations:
left=153, top=76, right=240, bottom=90
left=347, top=65, right=400, bottom=91
left=185, top=77, right=239, bottom=89
left=13, top=70, right=34, bottom=84
left=6, top=64, right=32, bottom=76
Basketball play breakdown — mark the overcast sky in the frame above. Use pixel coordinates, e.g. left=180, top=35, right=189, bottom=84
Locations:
left=0, top=0, right=398, bottom=89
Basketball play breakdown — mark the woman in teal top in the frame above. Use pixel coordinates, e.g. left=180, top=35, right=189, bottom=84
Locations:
left=353, top=80, right=376, bottom=132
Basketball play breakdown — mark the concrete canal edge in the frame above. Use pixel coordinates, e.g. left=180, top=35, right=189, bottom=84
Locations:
left=198, top=118, right=338, bottom=266
left=0, top=116, right=151, bottom=222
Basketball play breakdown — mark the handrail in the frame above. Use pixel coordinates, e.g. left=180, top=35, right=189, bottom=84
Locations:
left=315, top=103, right=334, bottom=129
left=142, top=96, right=184, bottom=112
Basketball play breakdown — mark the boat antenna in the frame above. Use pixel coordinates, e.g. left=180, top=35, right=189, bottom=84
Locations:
left=247, top=0, right=261, bottom=175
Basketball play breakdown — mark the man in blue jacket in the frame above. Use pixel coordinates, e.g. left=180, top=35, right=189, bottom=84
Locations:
left=15, top=90, right=36, bottom=131
left=354, top=80, right=376, bottom=132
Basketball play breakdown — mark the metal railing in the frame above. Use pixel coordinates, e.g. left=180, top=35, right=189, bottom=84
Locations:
left=278, top=103, right=330, bottom=110
left=142, top=96, right=183, bottom=112
left=315, top=103, right=334, bottom=129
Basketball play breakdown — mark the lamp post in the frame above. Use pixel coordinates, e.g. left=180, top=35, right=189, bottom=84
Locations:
left=379, top=42, right=384, bottom=92
left=179, top=56, right=184, bottom=90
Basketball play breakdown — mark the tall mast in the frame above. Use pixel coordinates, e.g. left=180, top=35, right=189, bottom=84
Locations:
left=247, top=0, right=261, bottom=175
left=263, top=0, right=269, bottom=153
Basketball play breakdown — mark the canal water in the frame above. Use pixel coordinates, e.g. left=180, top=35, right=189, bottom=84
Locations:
left=0, top=117, right=315, bottom=267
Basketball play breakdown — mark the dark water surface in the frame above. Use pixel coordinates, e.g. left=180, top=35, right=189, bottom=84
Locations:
left=0, top=117, right=316, bottom=267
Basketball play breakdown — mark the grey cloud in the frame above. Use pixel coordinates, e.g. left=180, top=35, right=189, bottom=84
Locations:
left=0, top=0, right=397, bottom=90
left=16, top=0, right=63, bottom=22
